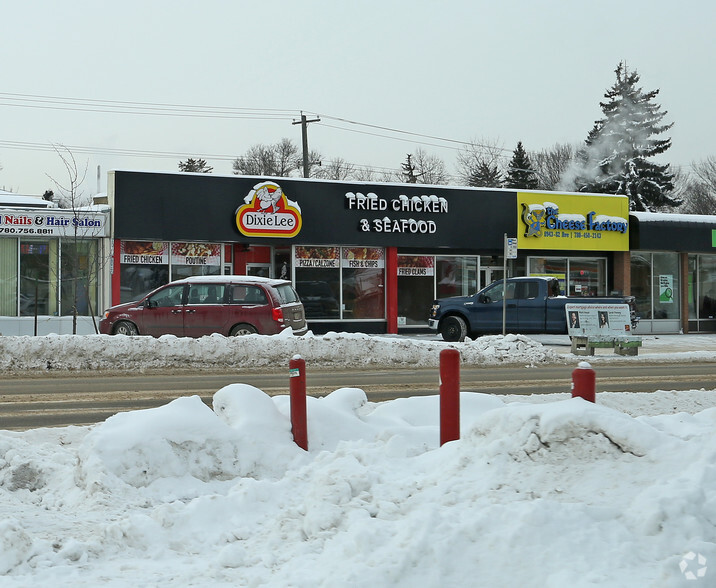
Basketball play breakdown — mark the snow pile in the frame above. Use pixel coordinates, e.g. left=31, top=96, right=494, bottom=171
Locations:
left=0, top=331, right=558, bottom=372
left=1, top=384, right=716, bottom=586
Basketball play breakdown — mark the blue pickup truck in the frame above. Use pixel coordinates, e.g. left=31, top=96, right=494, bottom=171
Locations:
left=428, top=276, right=637, bottom=342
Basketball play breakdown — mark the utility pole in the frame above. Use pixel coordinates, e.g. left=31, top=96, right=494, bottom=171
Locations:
left=293, top=112, right=320, bottom=178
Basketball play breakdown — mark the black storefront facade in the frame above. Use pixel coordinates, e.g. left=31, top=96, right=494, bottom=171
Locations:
left=106, top=170, right=716, bottom=335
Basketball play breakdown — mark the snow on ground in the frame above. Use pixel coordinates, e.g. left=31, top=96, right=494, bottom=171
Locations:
left=1, top=331, right=715, bottom=586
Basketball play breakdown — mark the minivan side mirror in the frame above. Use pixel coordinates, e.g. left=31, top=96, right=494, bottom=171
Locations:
left=145, top=299, right=157, bottom=309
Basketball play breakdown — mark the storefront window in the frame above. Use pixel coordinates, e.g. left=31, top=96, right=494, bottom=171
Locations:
left=119, top=241, right=169, bottom=303
left=688, top=255, right=697, bottom=319
left=528, top=257, right=567, bottom=294
left=630, top=252, right=681, bottom=321
left=0, top=239, right=18, bottom=316
left=528, top=257, right=607, bottom=296
left=630, top=253, right=652, bottom=318
left=293, top=246, right=385, bottom=320
left=397, top=256, right=434, bottom=325
left=698, top=254, right=716, bottom=320
left=652, top=252, right=679, bottom=320
left=397, top=255, right=478, bottom=326
left=436, top=256, right=477, bottom=298
left=20, top=239, right=58, bottom=316
left=568, top=258, right=607, bottom=296
left=294, top=247, right=341, bottom=320
left=61, top=239, right=98, bottom=316
left=342, top=248, right=385, bottom=319
left=170, top=243, right=222, bottom=280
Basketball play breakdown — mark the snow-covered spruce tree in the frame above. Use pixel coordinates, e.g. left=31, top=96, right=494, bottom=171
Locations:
left=504, top=141, right=539, bottom=190
left=573, top=62, right=680, bottom=211
left=468, top=161, right=503, bottom=188
left=178, top=158, right=213, bottom=173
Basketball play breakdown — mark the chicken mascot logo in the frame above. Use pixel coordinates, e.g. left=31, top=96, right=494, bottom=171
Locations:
left=235, top=181, right=302, bottom=238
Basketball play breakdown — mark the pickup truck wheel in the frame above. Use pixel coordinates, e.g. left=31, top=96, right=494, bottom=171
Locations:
left=440, top=316, right=467, bottom=342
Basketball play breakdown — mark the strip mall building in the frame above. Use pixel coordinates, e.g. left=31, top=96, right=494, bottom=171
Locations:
left=1, top=170, right=715, bottom=336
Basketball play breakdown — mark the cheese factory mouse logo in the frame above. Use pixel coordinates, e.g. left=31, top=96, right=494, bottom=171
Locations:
left=235, top=181, right=302, bottom=238
left=521, top=203, right=546, bottom=237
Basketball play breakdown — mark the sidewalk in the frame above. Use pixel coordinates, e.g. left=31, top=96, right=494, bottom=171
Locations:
left=532, top=333, right=716, bottom=359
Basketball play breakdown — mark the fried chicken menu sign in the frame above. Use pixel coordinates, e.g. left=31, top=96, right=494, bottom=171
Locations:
left=235, top=181, right=302, bottom=238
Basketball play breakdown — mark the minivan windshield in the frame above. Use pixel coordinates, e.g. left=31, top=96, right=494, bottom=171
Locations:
left=275, top=283, right=300, bottom=304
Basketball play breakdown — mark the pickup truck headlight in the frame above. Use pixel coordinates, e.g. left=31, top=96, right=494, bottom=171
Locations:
left=430, top=303, right=440, bottom=316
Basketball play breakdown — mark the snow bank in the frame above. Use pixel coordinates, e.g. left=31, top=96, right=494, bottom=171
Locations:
left=1, top=385, right=715, bottom=586
left=0, top=332, right=559, bottom=372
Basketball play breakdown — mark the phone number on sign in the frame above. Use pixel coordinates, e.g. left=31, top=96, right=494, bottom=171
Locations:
left=0, top=227, right=54, bottom=234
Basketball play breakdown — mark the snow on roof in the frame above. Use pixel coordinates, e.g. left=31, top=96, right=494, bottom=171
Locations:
left=631, top=211, right=716, bottom=224
left=0, top=191, right=56, bottom=208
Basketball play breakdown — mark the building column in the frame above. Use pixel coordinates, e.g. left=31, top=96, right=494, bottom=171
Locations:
left=386, top=246, right=398, bottom=334
left=111, top=239, right=122, bottom=306
left=613, top=250, right=631, bottom=295
left=680, top=252, right=689, bottom=334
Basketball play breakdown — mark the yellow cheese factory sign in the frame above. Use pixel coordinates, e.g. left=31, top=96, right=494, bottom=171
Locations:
left=517, top=192, right=629, bottom=251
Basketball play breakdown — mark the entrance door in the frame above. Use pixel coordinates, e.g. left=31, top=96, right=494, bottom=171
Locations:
left=479, top=267, right=504, bottom=291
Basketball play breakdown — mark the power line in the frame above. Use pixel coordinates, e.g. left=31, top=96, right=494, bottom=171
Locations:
left=0, top=92, right=699, bottom=174
left=0, top=92, right=296, bottom=119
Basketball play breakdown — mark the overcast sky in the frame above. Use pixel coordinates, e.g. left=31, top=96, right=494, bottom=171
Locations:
left=1, top=0, right=713, bottom=196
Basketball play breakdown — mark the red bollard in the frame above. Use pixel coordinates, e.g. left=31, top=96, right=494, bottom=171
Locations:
left=571, top=361, right=596, bottom=403
left=440, top=348, right=461, bottom=445
left=289, top=355, right=308, bottom=450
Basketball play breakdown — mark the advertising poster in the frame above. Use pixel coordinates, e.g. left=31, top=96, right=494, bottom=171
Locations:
left=659, top=275, right=674, bottom=303
left=397, top=256, right=435, bottom=277
left=120, top=241, right=168, bottom=265
left=171, top=243, right=221, bottom=267
left=565, top=303, right=632, bottom=337
left=294, top=246, right=340, bottom=268
left=341, top=247, right=385, bottom=269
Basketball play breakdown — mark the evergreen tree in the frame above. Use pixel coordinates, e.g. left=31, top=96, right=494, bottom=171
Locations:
left=178, top=158, right=213, bottom=173
left=401, top=154, right=423, bottom=183
left=504, top=141, right=539, bottom=190
left=572, top=62, right=680, bottom=211
left=467, top=162, right=503, bottom=188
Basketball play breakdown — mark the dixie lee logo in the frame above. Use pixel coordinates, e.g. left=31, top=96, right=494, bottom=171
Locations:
left=235, top=182, right=302, bottom=238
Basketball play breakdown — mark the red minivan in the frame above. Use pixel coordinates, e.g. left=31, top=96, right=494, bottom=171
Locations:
left=100, top=276, right=307, bottom=337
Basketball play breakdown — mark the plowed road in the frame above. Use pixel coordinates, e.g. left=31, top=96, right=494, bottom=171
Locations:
left=1, top=362, right=715, bottom=430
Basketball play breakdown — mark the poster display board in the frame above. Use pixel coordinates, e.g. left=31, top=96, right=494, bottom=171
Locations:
left=565, top=303, right=633, bottom=338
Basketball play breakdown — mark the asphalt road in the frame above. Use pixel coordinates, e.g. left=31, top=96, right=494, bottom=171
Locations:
left=2, top=362, right=715, bottom=431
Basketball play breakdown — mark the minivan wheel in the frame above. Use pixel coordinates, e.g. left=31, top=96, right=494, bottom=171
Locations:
left=230, top=323, right=258, bottom=336
left=440, top=316, right=467, bottom=342
left=114, top=320, right=139, bottom=336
